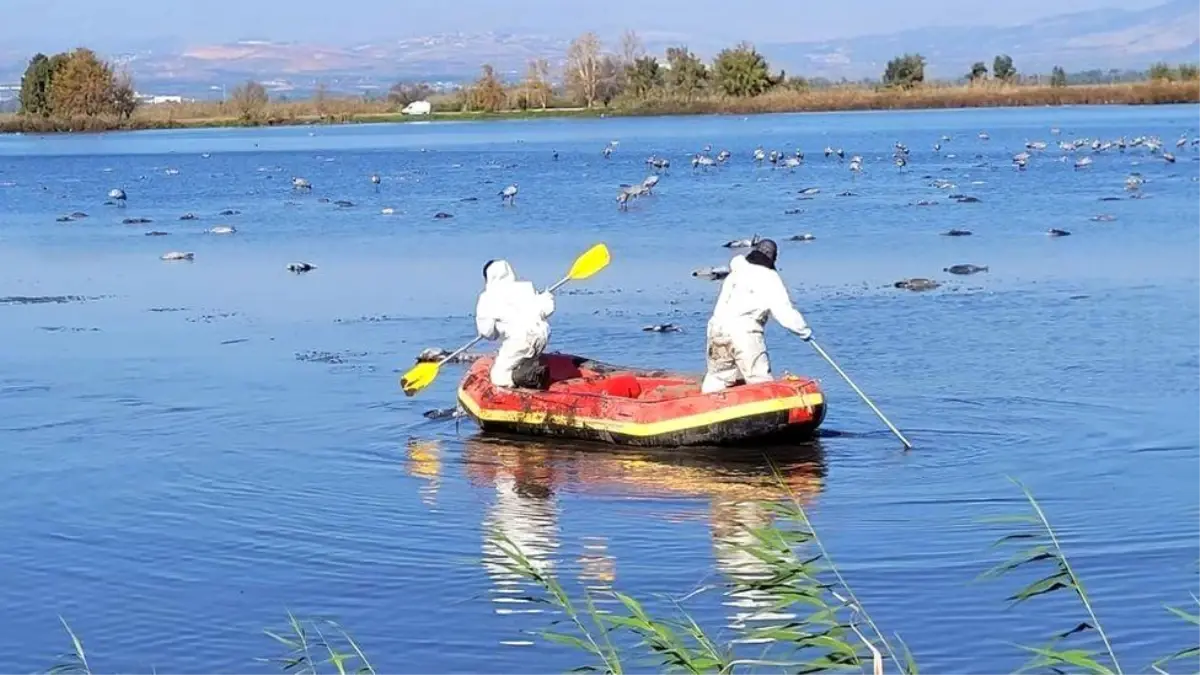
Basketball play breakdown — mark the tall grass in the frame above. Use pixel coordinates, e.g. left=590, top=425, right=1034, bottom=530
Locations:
left=3, top=80, right=1196, bottom=134
left=42, top=478, right=1197, bottom=674
left=490, top=475, right=1197, bottom=674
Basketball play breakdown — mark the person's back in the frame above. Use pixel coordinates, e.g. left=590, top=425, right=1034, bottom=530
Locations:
left=475, top=260, right=555, bottom=388
left=702, top=240, right=811, bottom=393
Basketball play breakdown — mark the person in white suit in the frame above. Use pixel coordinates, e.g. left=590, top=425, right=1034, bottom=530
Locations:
left=701, top=239, right=813, bottom=394
left=475, top=259, right=556, bottom=389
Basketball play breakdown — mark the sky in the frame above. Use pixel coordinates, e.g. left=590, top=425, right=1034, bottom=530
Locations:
left=0, top=0, right=1172, bottom=52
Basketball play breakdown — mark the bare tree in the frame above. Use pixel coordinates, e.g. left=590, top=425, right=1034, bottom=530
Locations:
left=230, top=80, right=269, bottom=122
left=523, top=59, right=552, bottom=110
left=620, top=29, right=645, bottom=67
left=566, top=32, right=602, bottom=108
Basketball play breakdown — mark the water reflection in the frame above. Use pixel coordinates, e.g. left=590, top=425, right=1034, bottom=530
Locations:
left=404, top=438, right=442, bottom=507
left=459, top=435, right=826, bottom=636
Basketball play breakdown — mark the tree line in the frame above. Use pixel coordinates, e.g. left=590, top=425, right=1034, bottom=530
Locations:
left=18, top=48, right=137, bottom=119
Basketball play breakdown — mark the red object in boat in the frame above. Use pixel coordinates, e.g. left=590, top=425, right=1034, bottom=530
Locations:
left=456, top=352, right=825, bottom=447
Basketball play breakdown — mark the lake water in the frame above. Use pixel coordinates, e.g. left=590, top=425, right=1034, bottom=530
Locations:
left=1, top=105, right=1197, bottom=674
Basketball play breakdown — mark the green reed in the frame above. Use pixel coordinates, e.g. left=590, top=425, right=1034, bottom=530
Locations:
left=490, top=475, right=1197, bottom=675
left=43, top=478, right=1197, bottom=674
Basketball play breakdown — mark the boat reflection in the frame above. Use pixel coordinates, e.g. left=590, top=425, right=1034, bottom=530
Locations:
left=458, top=435, right=826, bottom=632
left=404, top=438, right=442, bottom=507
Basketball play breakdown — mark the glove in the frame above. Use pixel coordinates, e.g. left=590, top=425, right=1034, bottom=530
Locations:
left=796, top=326, right=813, bottom=341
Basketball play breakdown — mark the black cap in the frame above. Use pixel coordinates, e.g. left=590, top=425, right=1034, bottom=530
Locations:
left=752, top=238, right=778, bottom=264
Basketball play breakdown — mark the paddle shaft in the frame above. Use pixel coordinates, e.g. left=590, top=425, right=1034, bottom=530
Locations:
left=808, top=339, right=913, bottom=449
left=436, top=335, right=485, bottom=368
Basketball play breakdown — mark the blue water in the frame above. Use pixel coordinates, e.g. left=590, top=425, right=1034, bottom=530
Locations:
left=1, top=105, right=1197, bottom=674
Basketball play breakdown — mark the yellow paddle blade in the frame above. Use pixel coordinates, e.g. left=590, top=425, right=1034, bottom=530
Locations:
left=400, top=361, right=440, bottom=396
left=567, top=243, right=610, bottom=281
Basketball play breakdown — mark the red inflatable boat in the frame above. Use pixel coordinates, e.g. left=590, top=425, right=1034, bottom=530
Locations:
left=456, top=353, right=826, bottom=447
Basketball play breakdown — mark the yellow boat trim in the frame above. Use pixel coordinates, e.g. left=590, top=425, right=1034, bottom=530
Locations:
left=457, top=387, right=824, bottom=438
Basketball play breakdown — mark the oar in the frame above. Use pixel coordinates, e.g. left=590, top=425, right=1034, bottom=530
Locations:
left=399, top=243, right=611, bottom=396
left=808, top=338, right=913, bottom=449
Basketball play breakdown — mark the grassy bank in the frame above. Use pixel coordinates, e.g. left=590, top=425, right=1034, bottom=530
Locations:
left=44, top=478, right=1198, bottom=674
left=3, top=80, right=1197, bottom=135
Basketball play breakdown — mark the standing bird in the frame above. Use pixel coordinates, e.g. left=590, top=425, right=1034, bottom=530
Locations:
left=753, top=147, right=766, bottom=163
left=642, top=174, right=660, bottom=192
left=1074, top=157, right=1093, bottom=170
left=108, top=188, right=127, bottom=207
left=848, top=156, right=863, bottom=179
left=499, top=183, right=519, bottom=205
left=292, top=177, right=312, bottom=191
left=370, top=174, right=381, bottom=192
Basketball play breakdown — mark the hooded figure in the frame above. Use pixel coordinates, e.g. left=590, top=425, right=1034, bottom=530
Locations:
left=701, top=239, right=812, bottom=394
left=475, top=259, right=555, bottom=389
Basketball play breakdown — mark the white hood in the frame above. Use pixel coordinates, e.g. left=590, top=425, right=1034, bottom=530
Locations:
left=475, top=259, right=554, bottom=340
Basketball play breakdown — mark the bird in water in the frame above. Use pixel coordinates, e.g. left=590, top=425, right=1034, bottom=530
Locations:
left=370, top=174, right=381, bottom=191
left=944, top=264, right=988, bottom=275
left=1074, top=157, right=1093, bottom=170
left=499, top=183, right=518, bottom=205
left=287, top=262, right=316, bottom=273
left=642, top=175, right=660, bottom=192
left=292, top=177, right=312, bottom=190
left=108, top=188, right=127, bottom=207
left=160, top=251, right=194, bottom=261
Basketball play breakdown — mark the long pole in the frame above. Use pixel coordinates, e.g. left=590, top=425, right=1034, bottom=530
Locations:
left=809, top=339, right=913, bottom=449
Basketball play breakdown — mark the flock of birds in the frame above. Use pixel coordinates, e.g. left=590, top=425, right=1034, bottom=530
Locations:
left=68, top=121, right=1196, bottom=295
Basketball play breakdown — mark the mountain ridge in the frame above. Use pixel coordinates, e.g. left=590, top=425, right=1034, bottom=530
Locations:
left=0, top=0, right=1194, bottom=98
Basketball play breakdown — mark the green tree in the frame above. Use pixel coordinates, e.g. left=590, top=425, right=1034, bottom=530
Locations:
left=968, top=61, right=988, bottom=82
left=48, top=48, right=118, bottom=117
left=1148, top=62, right=1175, bottom=81
left=993, top=54, right=1016, bottom=81
left=1050, top=66, right=1068, bottom=87
left=467, top=64, right=507, bottom=112
left=1179, top=63, right=1200, bottom=80
left=19, top=53, right=55, bottom=116
left=882, top=53, right=925, bottom=88
left=711, top=42, right=774, bottom=97
left=230, top=79, right=269, bottom=121
left=625, top=56, right=663, bottom=98
left=665, top=45, right=708, bottom=98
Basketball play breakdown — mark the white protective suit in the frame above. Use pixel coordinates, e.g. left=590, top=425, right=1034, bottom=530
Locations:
left=701, top=254, right=812, bottom=394
left=475, top=260, right=555, bottom=388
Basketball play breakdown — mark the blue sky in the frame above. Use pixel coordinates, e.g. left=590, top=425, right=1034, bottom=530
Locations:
left=1, top=0, right=1170, bottom=50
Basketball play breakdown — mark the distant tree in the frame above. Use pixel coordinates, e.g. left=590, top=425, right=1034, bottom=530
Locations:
left=230, top=79, right=269, bottom=121
left=1148, top=62, right=1175, bottom=81
left=712, top=42, right=774, bottom=97
left=521, top=59, right=552, bottom=109
left=882, top=53, right=925, bottom=88
left=619, top=30, right=645, bottom=68
left=625, top=56, right=663, bottom=97
left=467, top=64, right=507, bottom=112
left=1050, top=66, right=1068, bottom=88
left=992, top=54, right=1016, bottom=82
left=19, top=53, right=54, bottom=116
left=49, top=48, right=120, bottom=117
left=312, top=81, right=331, bottom=116
left=665, top=45, right=709, bottom=98
left=566, top=32, right=602, bottom=107
left=1179, top=63, right=1200, bottom=80
left=968, top=61, right=988, bottom=82
left=595, top=55, right=626, bottom=106
left=772, top=72, right=809, bottom=91
left=111, top=72, right=138, bottom=118
left=387, top=82, right=433, bottom=108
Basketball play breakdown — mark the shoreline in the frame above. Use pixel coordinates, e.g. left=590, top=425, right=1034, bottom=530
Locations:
left=2, top=80, right=1197, bottom=135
